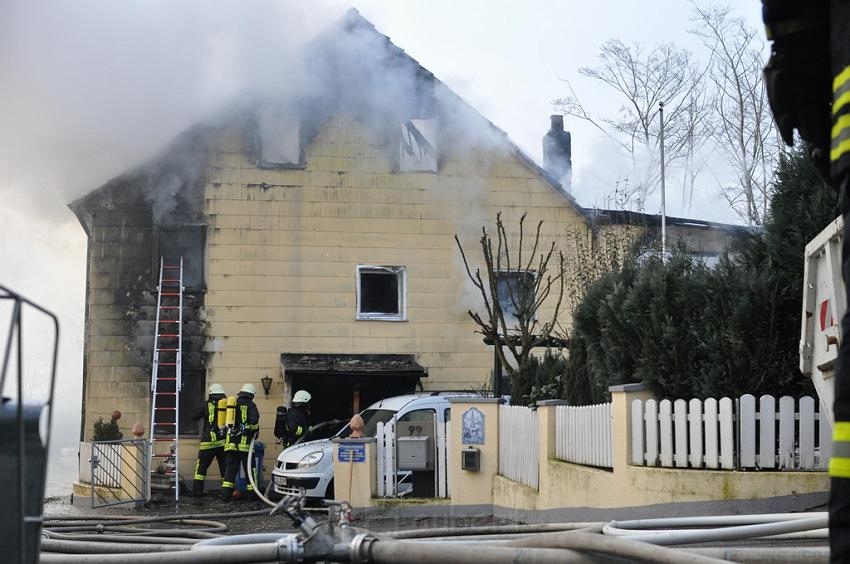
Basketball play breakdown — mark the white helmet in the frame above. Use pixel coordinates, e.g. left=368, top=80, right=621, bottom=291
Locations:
left=240, top=383, right=257, bottom=396
left=208, top=383, right=225, bottom=396
left=293, top=390, right=311, bottom=404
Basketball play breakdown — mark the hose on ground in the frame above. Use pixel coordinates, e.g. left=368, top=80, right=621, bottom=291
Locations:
left=504, top=530, right=729, bottom=564
left=387, top=522, right=603, bottom=539
left=247, top=436, right=279, bottom=509
left=38, top=542, right=283, bottom=563
left=603, top=512, right=829, bottom=545
left=42, top=530, right=199, bottom=544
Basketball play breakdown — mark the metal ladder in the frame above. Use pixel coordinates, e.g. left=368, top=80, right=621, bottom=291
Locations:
left=149, top=256, right=183, bottom=503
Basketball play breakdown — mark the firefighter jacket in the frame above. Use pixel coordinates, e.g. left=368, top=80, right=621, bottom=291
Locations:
left=194, top=393, right=226, bottom=450
left=283, top=404, right=309, bottom=447
left=225, top=392, right=260, bottom=453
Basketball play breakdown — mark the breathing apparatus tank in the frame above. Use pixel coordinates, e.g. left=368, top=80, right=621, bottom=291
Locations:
left=225, top=396, right=237, bottom=428
left=273, top=405, right=288, bottom=440
left=216, top=398, right=228, bottom=429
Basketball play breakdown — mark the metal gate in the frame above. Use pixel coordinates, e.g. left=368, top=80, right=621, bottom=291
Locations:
left=376, top=415, right=451, bottom=498
left=90, top=439, right=149, bottom=508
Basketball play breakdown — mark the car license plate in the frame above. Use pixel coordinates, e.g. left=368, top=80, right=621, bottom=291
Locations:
left=273, top=475, right=287, bottom=486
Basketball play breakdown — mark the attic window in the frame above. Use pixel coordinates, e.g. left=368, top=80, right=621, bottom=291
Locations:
left=399, top=119, right=438, bottom=172
left=256, top=104, right=301, bottom=167
left=356, top=265, right=407, bottom=321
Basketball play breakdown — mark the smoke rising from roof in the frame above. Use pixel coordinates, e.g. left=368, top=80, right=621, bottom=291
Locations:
left=0, top=0, right=343, bottom=219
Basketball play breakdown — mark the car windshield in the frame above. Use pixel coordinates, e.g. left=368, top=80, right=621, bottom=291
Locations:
left=336, top=408, right=396, bottom=438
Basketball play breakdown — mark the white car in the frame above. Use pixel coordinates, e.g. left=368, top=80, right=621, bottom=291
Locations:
left=271, top=392, right=478, bottom=499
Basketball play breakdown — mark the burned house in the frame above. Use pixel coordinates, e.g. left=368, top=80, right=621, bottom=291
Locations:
left=69, top=10, right=588, bottom=475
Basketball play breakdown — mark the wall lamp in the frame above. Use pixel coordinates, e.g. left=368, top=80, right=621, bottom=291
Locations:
left=260, top=375, right=273, bottom=398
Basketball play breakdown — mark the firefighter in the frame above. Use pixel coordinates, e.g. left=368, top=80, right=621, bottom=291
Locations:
left=283, top=390, right=311, bottom=448
left=190, top=383, right=227, bottom=497
left=220, top=383, right=260, bottom=501
left=762, top=3, right=849, bottom=559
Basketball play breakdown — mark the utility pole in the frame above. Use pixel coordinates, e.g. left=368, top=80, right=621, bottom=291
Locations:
left=659, top=101, right=667, bottom=261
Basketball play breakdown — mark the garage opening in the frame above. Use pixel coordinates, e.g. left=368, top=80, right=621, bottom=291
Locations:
left=280, top=354, right=427, bottom=425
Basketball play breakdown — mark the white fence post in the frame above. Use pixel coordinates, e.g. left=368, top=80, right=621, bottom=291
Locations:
left=739, top=394, right=756, bottom=468
left=645, top=399, right=659, bottom=466
left=673, top=399, right=688, bottom=467
left=688, top=398, right=703, bottom=468
left=778, top=396, right=795, bottom=469
left=376, top=422, right=385, bottom=497
left=704, top=398, right=719, bottom=469
left=799, top=396, right=815, bottom=470
left=659, top=400, right=673, bottom=467
left=819, top=406, right=832, bottom=470
left=759, top=395, right=777, bottom=469
left=719, top=397, right=734, bottom=470
left=631, top=399, right=646, bottom=466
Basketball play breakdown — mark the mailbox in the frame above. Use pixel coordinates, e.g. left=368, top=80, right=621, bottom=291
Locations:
left=461, top=447, right=480, bottom=471
left=397, top=436, right=433, bottom=471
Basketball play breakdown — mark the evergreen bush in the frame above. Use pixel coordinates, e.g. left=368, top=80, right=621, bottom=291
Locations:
left=564, top=146, right=837, bottom=403
left=92, top=416, right=123, bottom=441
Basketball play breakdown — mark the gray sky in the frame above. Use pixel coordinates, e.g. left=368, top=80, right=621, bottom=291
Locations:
left=0, top=0, right=764, bottom=490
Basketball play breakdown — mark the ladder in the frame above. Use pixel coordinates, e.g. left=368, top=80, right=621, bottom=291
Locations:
left=149, top=256, right=184, bottom=503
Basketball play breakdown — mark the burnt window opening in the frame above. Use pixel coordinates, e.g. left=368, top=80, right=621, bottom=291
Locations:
left=156, top=224, right=207, bottom=292
left=495, top=270, right=537, bottom=322
left=399, top=118, right=438, bottom=172
left=178, top=370, right=205, bottom=436
left=356, top=265, right=407, bottom=320
left=255, top=104, right=303, bottom=168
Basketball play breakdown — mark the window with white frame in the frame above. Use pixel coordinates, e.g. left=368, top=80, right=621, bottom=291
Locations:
left=495, top=270, right=537, bottom=321
left=399, top=119, right=438, bottom=172
left=356, top=265, right=407, bottom=320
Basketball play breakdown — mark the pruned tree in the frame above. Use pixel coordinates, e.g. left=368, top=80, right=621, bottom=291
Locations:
left=554, top=40, right=711, bottom=207
left=690, top=4, right=779, bottom=225
left=455, top=212, right=567, bottom=400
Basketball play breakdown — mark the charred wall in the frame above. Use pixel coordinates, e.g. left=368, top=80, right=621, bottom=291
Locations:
left=71, top=149, right=209, bottom=439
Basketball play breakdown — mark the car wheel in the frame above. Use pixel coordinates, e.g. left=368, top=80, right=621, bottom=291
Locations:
left=324, top=478, right=334, bottom=500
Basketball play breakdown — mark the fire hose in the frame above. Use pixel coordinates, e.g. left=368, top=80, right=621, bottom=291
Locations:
left=37, top=442, right=830, bottom=562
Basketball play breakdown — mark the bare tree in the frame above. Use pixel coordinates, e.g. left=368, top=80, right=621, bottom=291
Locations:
left=691, top=4, right=778, bottom=225
left=554, top=40, right=711, bottom=207
left=454, top=212, right=567, bottom=394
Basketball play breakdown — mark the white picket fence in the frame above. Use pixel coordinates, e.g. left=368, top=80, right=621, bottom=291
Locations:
left=498, top=405, right=539, bottom=489
left=631, top=395, right=831, bottom=471
left=555, top=403, right=613, bottom=469
left=376, top=419, right=397, bottom=496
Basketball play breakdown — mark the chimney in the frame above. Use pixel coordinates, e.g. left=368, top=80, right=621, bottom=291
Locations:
left=543, top=115, right=572, bottom=186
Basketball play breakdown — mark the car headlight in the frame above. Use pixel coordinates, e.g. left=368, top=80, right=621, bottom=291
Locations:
left=297, top=451, right=324, bottom=469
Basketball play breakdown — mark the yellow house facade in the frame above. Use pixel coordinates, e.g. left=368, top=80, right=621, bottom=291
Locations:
left=69, top=10, right=587, bottom=478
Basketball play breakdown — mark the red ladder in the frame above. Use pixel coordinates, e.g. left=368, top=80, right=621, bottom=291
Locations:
left=149, top=256, right=183, bottom=503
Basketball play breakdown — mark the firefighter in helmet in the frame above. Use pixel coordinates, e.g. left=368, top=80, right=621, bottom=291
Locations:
left=190, top=383, right=227, bottom=497
left=283, top=390, right=312, bottom=448
left=221, top=383, right=260, bottom=501
left=762, top=2, right=850, bottom=558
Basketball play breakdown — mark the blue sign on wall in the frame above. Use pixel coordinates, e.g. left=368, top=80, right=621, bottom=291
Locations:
left=461, top=407, right=485, bottom=445
left=338, top=442, right=366, bottom=463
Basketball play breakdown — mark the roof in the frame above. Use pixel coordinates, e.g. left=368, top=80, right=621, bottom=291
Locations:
left=335, top=9, right=583, bottom=212
left=281, top=353, right=427, bottom=376
left=69, top=8, right=584, bottom=222
left=585, top=207, right=757, bottom=235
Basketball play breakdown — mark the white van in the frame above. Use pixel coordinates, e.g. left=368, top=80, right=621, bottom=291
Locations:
left=271, top=392, right=478, bottom=499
